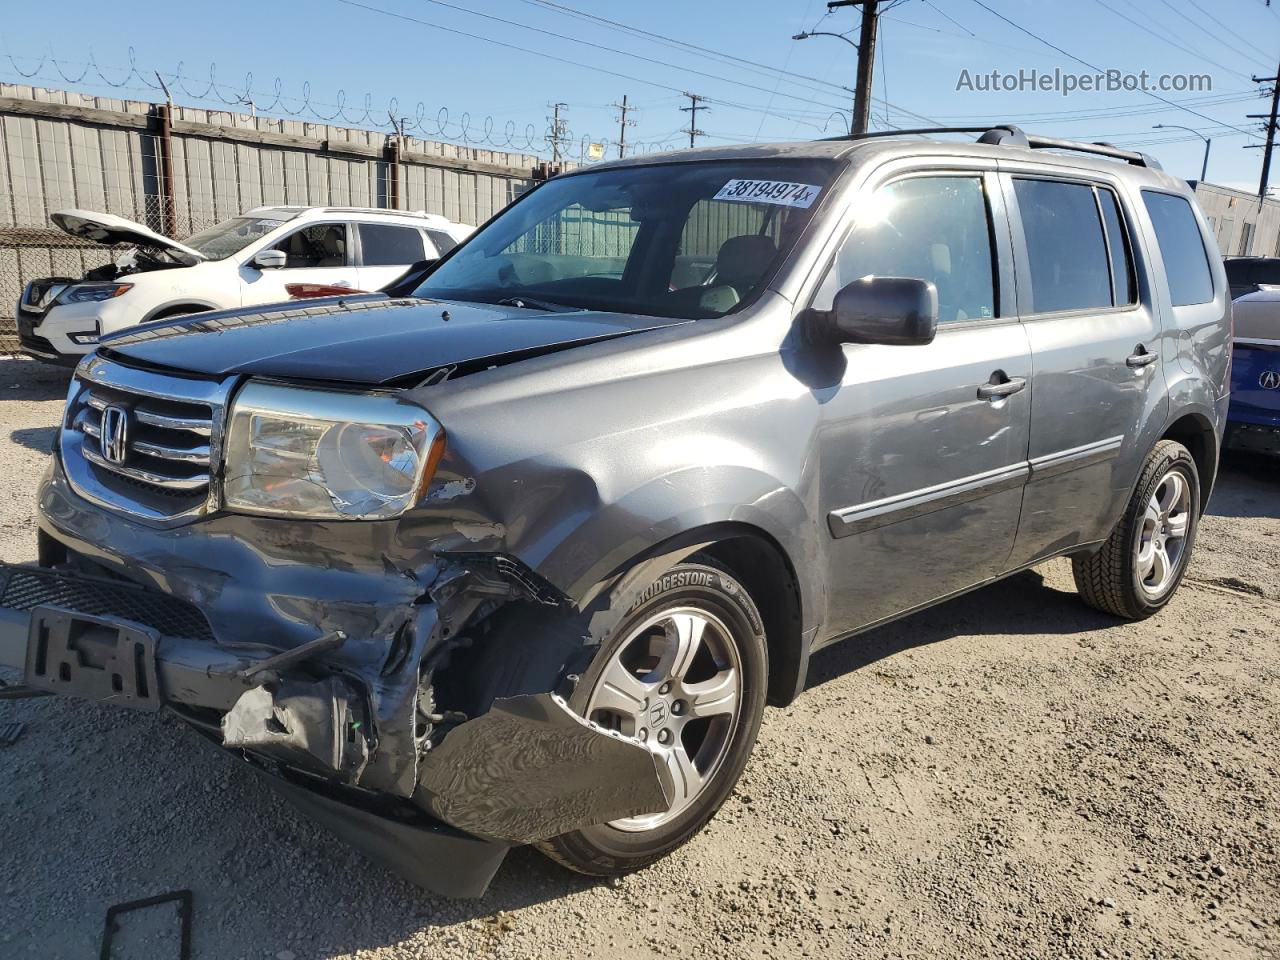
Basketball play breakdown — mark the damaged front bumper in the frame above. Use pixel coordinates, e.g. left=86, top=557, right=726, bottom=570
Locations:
left=0, top=553, right=669, bottom=896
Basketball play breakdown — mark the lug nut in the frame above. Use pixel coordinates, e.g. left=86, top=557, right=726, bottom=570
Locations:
left=671, top=700, right=686, bottom=716
left=657, top=729, right=672, bottom=745
left=659, top=682, right=671, bottom=695
left=638, top=728, right=648, bottom=741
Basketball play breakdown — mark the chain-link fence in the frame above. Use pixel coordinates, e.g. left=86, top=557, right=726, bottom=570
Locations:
left=1, top=83, right=541, bottom=352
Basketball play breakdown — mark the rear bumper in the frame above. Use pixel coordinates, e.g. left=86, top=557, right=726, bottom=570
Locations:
left=1224, top=420, right=1280, bottom=455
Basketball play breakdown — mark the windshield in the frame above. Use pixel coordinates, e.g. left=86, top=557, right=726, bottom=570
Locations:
left=415, top=159, right=838, bottom=319
left=183, top=216, right=291, bottom=260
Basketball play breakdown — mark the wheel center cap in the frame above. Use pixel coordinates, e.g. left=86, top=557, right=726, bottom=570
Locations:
left=649, top=699, right=668, bottom=726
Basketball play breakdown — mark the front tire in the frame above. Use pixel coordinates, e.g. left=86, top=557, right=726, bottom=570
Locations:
left=537, top=560, right=768, bottom=876
left=1072, top=439, right=1200, bottom=619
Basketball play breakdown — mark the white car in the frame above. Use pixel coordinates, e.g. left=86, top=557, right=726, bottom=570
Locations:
left=16, top=206, right=473, bottom=364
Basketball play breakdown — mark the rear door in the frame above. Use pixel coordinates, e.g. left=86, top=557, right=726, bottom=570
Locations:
left=356, top=222, right=430, bottom=291
left=1002, top=171, right=1168, bottom=569
left=811, top=165, right=1033, bottom=637
left=241, top=222, right=360, bottom=305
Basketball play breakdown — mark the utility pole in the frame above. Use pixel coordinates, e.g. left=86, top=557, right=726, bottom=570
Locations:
left=1250, top=65, right=1280, bottom=199
left=612, top=95, right=635, bottom=159
left=825, top=0, right=879, bottom=135
left=680, top=92, right=707, bottom=148
left=547, top=102, right=569, bottom=167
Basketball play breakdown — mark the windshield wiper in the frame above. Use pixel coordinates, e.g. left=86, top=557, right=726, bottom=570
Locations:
left=494, top=296, right=575, bottom=313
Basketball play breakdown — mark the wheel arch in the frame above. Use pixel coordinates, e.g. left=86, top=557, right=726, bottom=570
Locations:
left=576, top=521, right=813, bottom=709
left=1161, top=409, right=1219, bottom=509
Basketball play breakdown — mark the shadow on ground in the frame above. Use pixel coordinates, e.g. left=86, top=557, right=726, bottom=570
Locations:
left=805, top=566, right=1121, bottom=690
left=0, top=354, right=72, bottom=401
left=9, top=425, right=57, bottom=454
left=1208, top=453, right=1280, bottom=520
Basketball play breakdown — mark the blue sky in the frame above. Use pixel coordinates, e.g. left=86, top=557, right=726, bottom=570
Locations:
left=3, top=0, right=1279, bottom=189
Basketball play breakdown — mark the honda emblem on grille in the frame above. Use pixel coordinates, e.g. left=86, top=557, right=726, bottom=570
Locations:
left=99, top=405, right=130, bottom=465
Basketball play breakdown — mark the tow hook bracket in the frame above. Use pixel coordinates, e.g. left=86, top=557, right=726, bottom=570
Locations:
left=222, top=676, right=370, bottom=782
left=417, top=691, right=672, bottom=843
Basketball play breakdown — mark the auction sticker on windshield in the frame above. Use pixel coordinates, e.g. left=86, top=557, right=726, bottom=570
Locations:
left=713, top=179, right=823, bottom=208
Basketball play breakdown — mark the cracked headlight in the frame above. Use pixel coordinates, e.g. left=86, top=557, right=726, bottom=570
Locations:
left=224, top=381, right=445, bottom=520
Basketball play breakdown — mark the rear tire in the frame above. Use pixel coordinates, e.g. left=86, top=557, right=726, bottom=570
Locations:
left=1072, top=439, right=1200, bottom=619
left=536, top=560, right=768, bottom=877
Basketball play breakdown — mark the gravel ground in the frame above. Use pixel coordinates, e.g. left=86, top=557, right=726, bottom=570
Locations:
left=0, top=354, right=1276, bottom=960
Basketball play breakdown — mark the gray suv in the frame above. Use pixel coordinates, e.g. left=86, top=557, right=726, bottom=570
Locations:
left=0, top=125, right=1230, bottom=897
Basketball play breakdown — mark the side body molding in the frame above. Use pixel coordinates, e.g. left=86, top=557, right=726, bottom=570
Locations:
left=827, top=435, right=1125, bottom=538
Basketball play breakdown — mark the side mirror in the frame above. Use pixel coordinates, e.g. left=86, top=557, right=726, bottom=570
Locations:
left=252, top=249, right=288, bottom=270
left=807, top=276, right=938, bottom=346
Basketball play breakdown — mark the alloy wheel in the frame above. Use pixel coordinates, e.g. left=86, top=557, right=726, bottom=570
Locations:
left=1134, top=467, right=1192, bottom=598
left=584, top=606, right=743, bottom=832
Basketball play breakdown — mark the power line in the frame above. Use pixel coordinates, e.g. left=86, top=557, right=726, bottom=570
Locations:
left=1088, top=0, right=1255, bottom=81
left=964, top=0, right=1262, bottom=139
left=753, top=0, right=816, bottom=140
left=338, top=0, right=939, bottom=135
left=515, top=0, right=940, bottom=127
left=921, top=0, right=974, bottom=34
left=332, top=0, right=832, bottom=133
left=410, top=0, right=857, bottom=112
left=1172, top=0, right=1276, bottom=65
left=937, top=92, right=1264, bottom=126
left=514, top=0, right=858, bottom=96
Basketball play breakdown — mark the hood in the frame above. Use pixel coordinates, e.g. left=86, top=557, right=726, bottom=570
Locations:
left=50, top=209, right=206, bottom=265
left=99, top=296, right=692, bottom=385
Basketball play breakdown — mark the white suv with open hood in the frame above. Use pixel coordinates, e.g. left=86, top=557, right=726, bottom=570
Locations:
left=16, top=206, right=473, bottom=365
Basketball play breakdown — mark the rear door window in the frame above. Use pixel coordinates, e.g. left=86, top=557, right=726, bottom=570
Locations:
left=1097, top=188, right=1136, bottom=306
left=1013, top=179, right=1112, bottom=313
left=359, top=223, right=426, bottom=265
left=1142, top=191, right=1214, bottom=306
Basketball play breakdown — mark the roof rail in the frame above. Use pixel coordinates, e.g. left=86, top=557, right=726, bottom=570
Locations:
left=828, top=124, right=1162, bottom=170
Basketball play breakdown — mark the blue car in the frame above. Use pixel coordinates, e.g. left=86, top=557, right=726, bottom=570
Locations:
left=1226, top=289, right=1280, bottom=455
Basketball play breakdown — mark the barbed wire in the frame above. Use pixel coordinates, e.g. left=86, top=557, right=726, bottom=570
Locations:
left=3, top=48, right=689, bottom=158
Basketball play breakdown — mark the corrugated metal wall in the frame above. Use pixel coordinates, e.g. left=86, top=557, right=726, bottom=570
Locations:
left=1193, top=182, right=1280, bottom=259
left=0, top=83, right=542, bottom=348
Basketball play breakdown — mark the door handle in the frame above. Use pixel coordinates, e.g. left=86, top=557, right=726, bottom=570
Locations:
left=976, top=372, right=1027, bottom=401
left=1126, top=346, right=1159, bottom=368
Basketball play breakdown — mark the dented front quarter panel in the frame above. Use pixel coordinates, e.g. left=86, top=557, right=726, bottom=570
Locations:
left=403, top=296, right=827, bottom=630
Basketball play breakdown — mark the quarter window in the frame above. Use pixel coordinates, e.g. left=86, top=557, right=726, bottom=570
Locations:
left=359, top=224, right=426, bottom=265
left=1013, top=179, right=1112, bottom=313
left=813, top=176, right=997, bottom=323
left=1142, top=191, right=1214, bottom=306
left=426, top=229, right=458, bottom=257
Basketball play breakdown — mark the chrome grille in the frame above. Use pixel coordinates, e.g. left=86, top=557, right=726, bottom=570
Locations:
left=60, top=356, right=234, bottom=524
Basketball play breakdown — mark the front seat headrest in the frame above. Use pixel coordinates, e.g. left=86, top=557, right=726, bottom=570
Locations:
left=716, top=235, right=778, bottom=291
